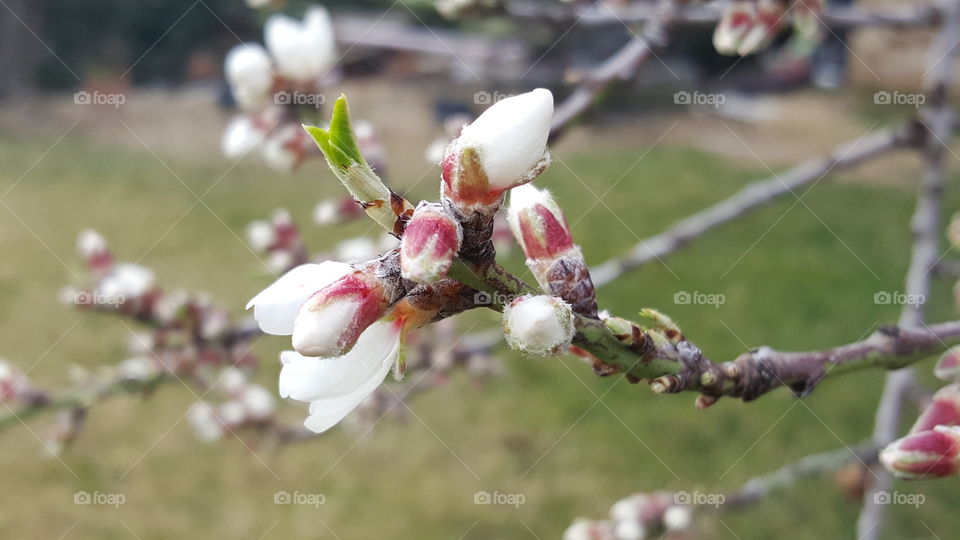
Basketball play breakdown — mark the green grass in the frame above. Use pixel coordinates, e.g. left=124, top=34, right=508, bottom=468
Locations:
left=0, top=121, right=955, bottom=539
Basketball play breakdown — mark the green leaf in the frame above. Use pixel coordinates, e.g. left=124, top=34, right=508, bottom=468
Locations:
left=328, top=96, right=366, bottom=165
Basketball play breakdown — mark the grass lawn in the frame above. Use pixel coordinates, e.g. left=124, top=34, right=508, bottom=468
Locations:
left=0, top=108, right=956, bottom=539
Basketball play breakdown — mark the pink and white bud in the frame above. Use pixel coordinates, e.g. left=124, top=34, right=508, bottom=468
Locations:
left=400, top=203, right=462, bottom=283
left=225, top=44, right=274, bottom=110
left=662, top=505, right=693, bottom=531
left=264, top=6, right=335, bottom=83
left=0, top=359, right=31, bottom=402
left=503, top=295, right=575, bottom=356
left=562, top=519, right=615, bottom=540
left=292, top=269, right=389, bottom=357
left=442, top=89, right=553, bottom=208
left=76, top=229, right=112, bottom=275
left=880, top=425, right=960, bottom=479
left=911, top=384, right=960, bottom=433
left=222, top=116, right=266, bottom=158
left=935, top=347, right=960, bottom=381
left=737, top=0, right=785, bottom=56
left=508, top=184, right=577, bottom=263
left=713, top=1, right=755, bottom=56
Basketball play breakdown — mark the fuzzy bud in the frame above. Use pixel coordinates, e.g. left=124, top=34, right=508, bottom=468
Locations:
left=911, top=384, right=960, bottom=433
left=935, top=347, right=960, bottom=381
left=442, top=89, right=553, bottom=209
left=400, top=203, right=462, bottom=283
left=292, top=270, right=389, bottom=357
left=502, top=295, right=575, bottom=356
left=880, top=425, right=960, bottom=479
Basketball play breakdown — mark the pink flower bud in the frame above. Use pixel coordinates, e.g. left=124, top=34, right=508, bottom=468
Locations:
left=507, top=184, right=576, bottom=262
left=502, top=295, right=575, bottom=356
left=911, top=384, right=960, bottom=433
left=713, top=0, right=784, bottom=57
left=76, top=229, right=113, bottom=275
left=880, top=425, right=960, bottom=479
left=400, top=203, right=462, bottom=283
left=442, top=89, right=553, bottom=208
left=292, top=270, right=389, bottom=357
left=935, top=347, right=960, bottom=381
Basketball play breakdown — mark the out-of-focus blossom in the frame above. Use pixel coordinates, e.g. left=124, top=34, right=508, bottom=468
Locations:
left=225, top=44, right=274, bottom=110
left=265, top=7, right=336, bottom=83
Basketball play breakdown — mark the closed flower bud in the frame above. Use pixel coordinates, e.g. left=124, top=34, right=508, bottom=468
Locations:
left=246, top=219, right=276, bottom=252
left=503, top=295, right=575, bottom=356
left=713, top=1, right=755, bottom=56
left=400, top=203, right=462, bottom=283
left=442, top=89, right=553, bottom=208
left=187, top=402, right=225, bottom=442
left=265, top=7, right=335, bottom=83
left=225, top=44, right=274, bottom=110
left=508, top=184, right=576, bottom=262
left=292, top=270, right=389, bottom=357
left=935, top=347, right=960, bottom=381
left=76, top=229, right=112, bottom=274
left=880, top=425, right=960, bottom=479
left=911, top=384, right=960, bottom=433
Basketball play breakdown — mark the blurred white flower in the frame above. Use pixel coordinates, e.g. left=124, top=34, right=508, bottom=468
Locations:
left=246, top=219, right=277, bottom=253
left=335, top=237, right=380, bottom=263
left=225, top=44, right=274, bottom=110
left=187, top=402, right=225, bottom=442
left=265, top=7, right=336, bottom=83
left=98, top=263, right=155, bottom=299
left=241, top=384, right=276, bottom=421
left=222, top=116, right=266, bottom=158
left=116, top=356, right=157, bottom=382
left=261, top=124, right=305, bottom=172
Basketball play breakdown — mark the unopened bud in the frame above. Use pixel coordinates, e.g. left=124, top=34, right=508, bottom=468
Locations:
left=442, top=89, right=553, bottom=208
left=292, top=270, right=389, bottom=357
left=508, top=184, right=576, bottom=261
left=562, top=519, right=614, bottom=540
left=502, top=295, right=575, bottom=356
left=880, top=425, right=960, bottom=479
left=911, top=384, right=960, bottom=433
left=246, top=220, right=277, bottom=252
left=935, top=347, right=960, bottom=381
left=224, top=44, right=274, bottom=110
left=400, top=203, right=462, bottom=283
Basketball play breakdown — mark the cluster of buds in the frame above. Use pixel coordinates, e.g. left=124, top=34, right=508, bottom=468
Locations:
left=187, top=368, right=276, bottom=442
left=221, top=6, right=335, bottom=172
left=713, top=0, right=824, bottom=57
left=564, top=492, right=693, bottom=540
left=246, top=209, right=308, bottom=274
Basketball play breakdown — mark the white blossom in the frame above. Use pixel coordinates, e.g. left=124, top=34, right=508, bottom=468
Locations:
left=246, top=261, right=353, bottom=335
left=265, top=7, right=336, bottom=83
left=222, top=116, right=265, bottom=158
left=225, top=44, right=274, bottom=110
left=98, top=263, right=155, bottom=299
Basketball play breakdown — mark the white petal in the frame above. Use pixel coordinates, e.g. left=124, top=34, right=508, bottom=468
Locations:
left=265, top=7, right=335, bottom=82
left=225, top=44, right=274, bottom=110
left=279, top=321, right=399, bottom=403
left=222, top=116, right=265, bottom=158
left=247, top=262, right=352, bottom=335
left=458, top=88, right=553, bottom=189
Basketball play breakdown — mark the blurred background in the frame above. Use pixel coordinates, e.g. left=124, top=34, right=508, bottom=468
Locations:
left=0, top=0, right=957, bottom=538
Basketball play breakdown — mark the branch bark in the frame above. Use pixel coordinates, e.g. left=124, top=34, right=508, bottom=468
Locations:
left=858, top=0, right=960, bottom=535
left=591, top=124, right=922, bottom=286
